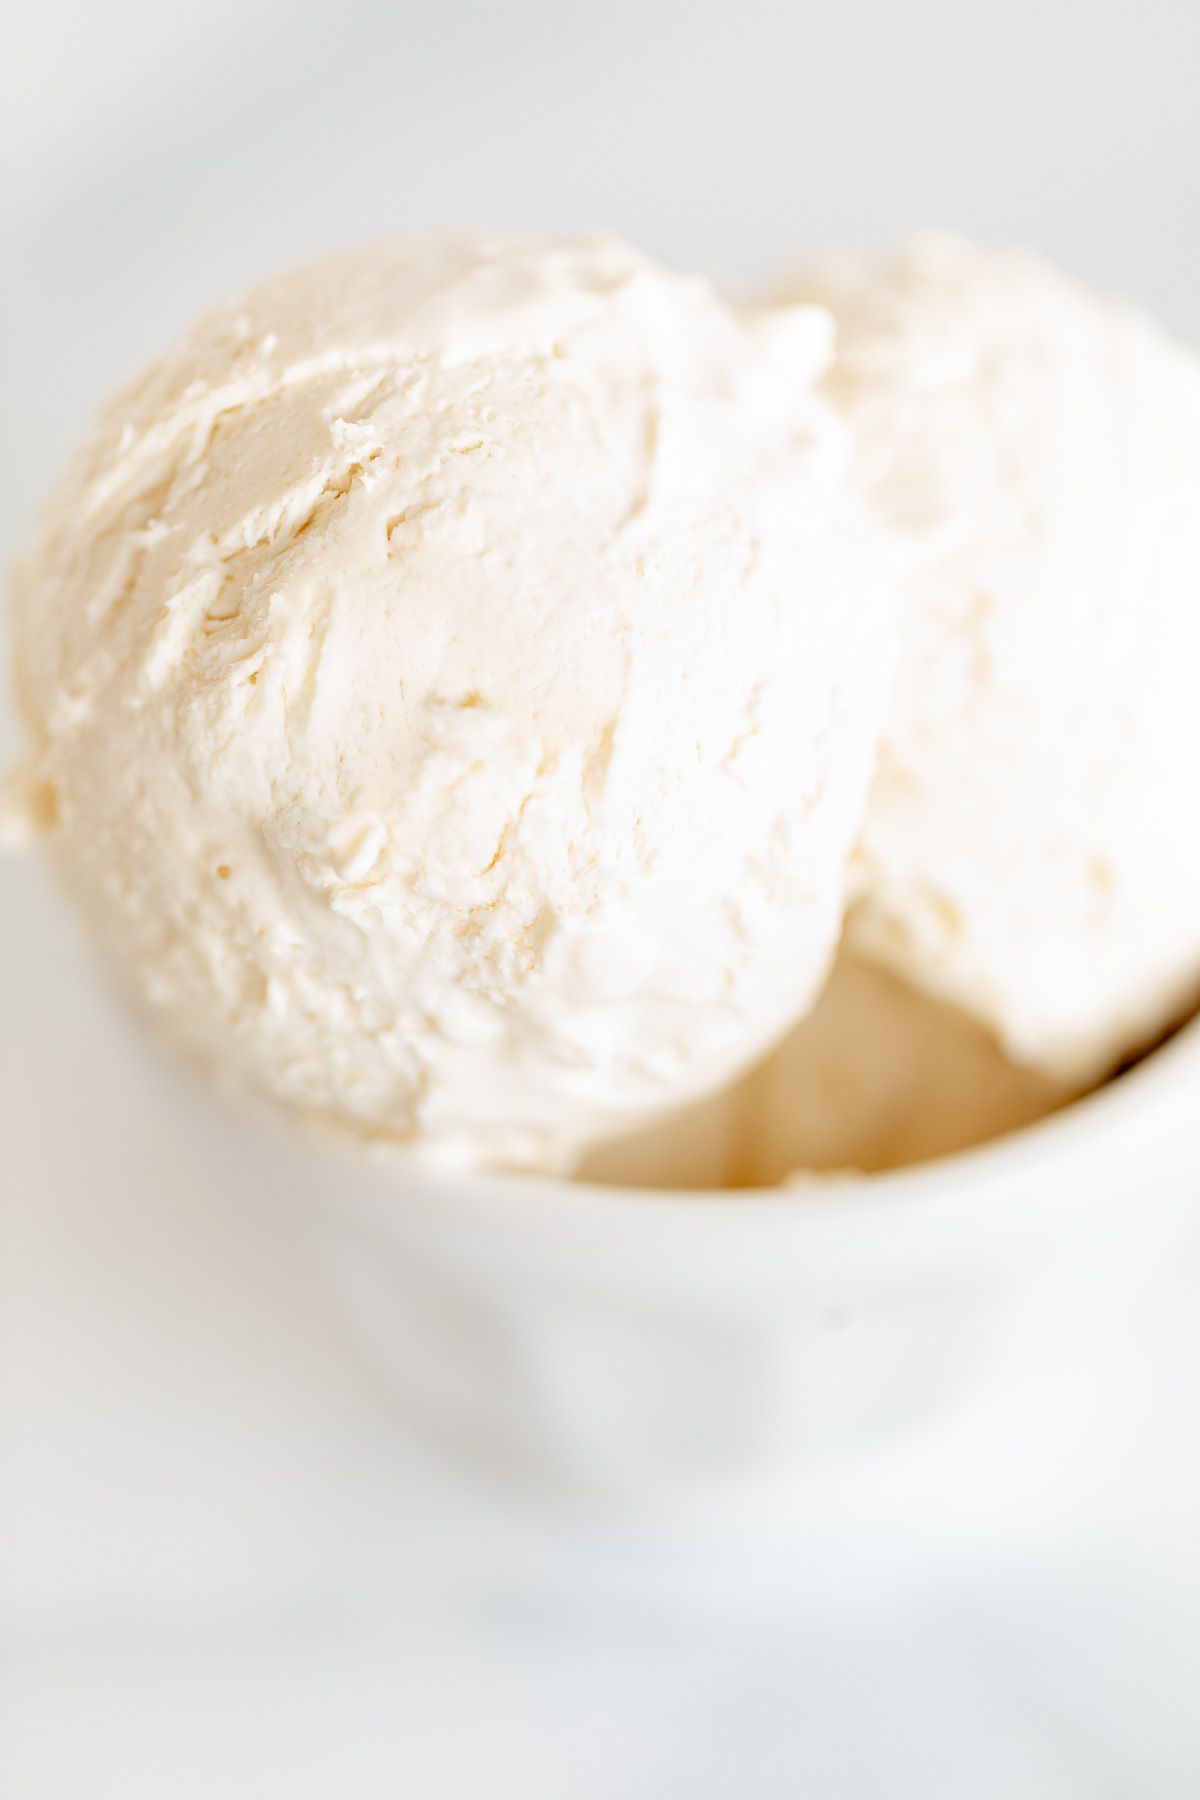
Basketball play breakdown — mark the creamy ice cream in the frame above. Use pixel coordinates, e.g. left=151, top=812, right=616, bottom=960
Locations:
left=784, top=239, right=1200, bottom=1082
left=11, top=234, right=894, bottom=1172
left=579, top=948, right=1074, bottom=1187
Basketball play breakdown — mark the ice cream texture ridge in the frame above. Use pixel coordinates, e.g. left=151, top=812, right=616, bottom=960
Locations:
left=9, top=230, right=1200, bottom=1181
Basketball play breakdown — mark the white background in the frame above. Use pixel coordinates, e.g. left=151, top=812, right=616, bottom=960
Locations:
left=4, top=1, right=1200, bottom=1793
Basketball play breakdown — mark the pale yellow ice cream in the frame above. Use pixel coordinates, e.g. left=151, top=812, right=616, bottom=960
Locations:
left=781, top=238, right=1200, bottom=1084
left=580, top=950, right=1074, bottom=1188
left=11, top=234, right=895, bottom=1173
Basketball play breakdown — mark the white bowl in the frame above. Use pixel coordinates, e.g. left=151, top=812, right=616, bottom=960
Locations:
left=299, top=1016, right=1200, bottom=1523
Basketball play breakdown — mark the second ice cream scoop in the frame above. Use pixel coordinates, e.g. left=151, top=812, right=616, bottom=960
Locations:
left=784, top=238, right=1200, bottom=1082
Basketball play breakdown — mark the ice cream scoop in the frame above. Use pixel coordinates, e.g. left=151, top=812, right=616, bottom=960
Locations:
left=783, top=238, right=1200, bottom=1082
left=10, top=234, right=894, bottom=1172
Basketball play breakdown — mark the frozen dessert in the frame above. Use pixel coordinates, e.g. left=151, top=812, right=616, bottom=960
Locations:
left=737, top=953, right=1073, bottom=1181
left=580, top=949, right=1074, bottom=1188
left=783, top=239, right=1200, bottom=1085
left=9, top=233, right=895, bottom=1173
left=13, top=229, right=1199, bottom=1187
